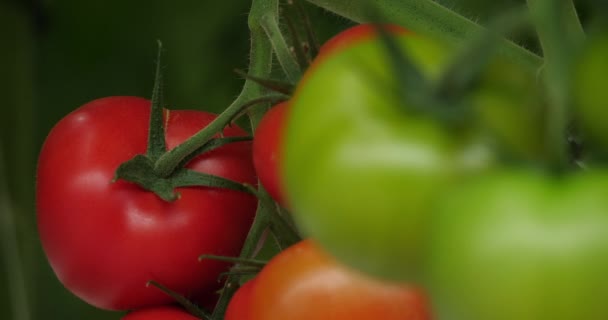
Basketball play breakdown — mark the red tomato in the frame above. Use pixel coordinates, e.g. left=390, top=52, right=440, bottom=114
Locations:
left=318, top=23, right=408, bottom=59
left=247, top=239, right=432, bottom=320
left=36, top=96, right=258, bottom=310
left=252, top=101, right=289, bottom=207
left=121, top=306, right=199, bottom=320
left=225, top=280, right=256, bottom=320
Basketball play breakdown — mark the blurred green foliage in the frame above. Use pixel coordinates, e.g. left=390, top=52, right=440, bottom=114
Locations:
left=0, top=0, right=598, bottom=319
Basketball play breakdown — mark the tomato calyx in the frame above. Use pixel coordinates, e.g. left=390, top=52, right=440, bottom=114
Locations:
left=113, top=47, right=257, bottom=202
left=114, top=155, right=253, bottom=201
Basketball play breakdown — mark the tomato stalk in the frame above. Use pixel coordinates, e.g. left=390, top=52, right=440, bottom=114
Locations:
left=150, top=3, right=281, bottom=179
left=146, top=40, right=168, bottom=162
left=281, top=3, right=313, bottom=69
left=260, top=12, right=302, bottom=84
left=211, top=187, right=301, bottom=319
left=211, top=203, right=270, bottom=320
left=527, top=0, right=585, bottom=169
left=305, top=0, right=542, bottom=69
left=251, top=185, right=301, bottom=249
left=115, top=44, right=257, bottom=201
left=290, top=0, right=320, bottom=60
left=210, top=0, right=305, bottom=318
left=114, top=43, right=275, bottom=201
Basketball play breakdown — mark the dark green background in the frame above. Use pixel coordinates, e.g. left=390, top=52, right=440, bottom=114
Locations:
left=0, top=0, right=597, bottom=319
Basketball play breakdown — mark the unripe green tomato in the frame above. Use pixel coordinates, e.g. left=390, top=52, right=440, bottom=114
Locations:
left=473, top=58, right=547, bottom=162
left=427, top=170, right=608, bottom=320
left=283, top=32, right=495, bottom=281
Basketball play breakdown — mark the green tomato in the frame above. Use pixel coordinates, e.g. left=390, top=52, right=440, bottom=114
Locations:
left=574, top=33, right=608, bottom=150
left=283, top=34, right=495, bottom=281
left=427, top=170, right=608, bottom=320
left=473, top=59, right=547, bottom=162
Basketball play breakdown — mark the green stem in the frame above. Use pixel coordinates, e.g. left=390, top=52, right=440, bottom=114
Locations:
left=260, top=13, right=302, bottom=83
left=154, top=102, right=246, bottom=177
left=305, top=0, right=542, bottom=69
left=560, top=0, right=585, bottom=39
left=255, top=186, right=301, bottom=249
left=153, top=0, right=279, bottom=178
left=211, top=202, right=271, bottom=320
left=146, top=41, right=168, bottom=162
left=210, top=1, right=279, bottom=318
left=527, top=0, right=584, bottom=169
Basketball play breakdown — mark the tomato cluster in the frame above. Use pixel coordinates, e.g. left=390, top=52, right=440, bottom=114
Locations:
left=36, top=16, right=608, bottom=320
left=279, top=22, right=608, bottom=320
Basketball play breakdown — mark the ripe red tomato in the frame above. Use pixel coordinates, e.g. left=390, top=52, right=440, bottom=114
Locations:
left=225, top=280, right=256, bottom=320
left=37, top=96, right=258, bottom=310
left=252, top=101, right=289, bottom=206
left=121, top=306, right=199, bottom=320
left=318, top=23, right=408, bottom=59
left=244, top=239, right=431, bottom=320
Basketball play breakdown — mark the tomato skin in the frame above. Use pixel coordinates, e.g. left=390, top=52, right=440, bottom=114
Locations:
left=36, top=96, right=258, bottom=310
left=252, top=101, right=289, bottom=206
left=284, top=33, right=495, bottom=281
left=426, top=171, right=608, bottom=320
left=225, top=279, right=256, bottom=320
left=248, top=239, right=431, bottom=320
left=121, top=306, right=199, bottom=320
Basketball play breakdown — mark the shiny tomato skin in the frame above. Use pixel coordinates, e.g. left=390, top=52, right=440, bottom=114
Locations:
left=121, top=306, right=199, bottom=320
left=37, top=96, right=257, bottom=310
left=252, top=101, right=289, bottom=207
left=225, top=279, right=256, bottom=320
left=249, top=239, right=432, bottom=320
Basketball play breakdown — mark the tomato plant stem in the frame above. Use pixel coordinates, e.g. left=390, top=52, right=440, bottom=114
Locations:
left=146, top=41, right=167, bottom=162
left=527, top=0, right=585, bottom=169
left=210, top=1, right=282, bottom=318
left=153, top=101, right=246, bottom=177
left=211, top=204, right=271, bottom=320
left=153, top=1, right=280, bottom=178
left=305, top=0, right=542, bottom=69
left=260, top=13, right=302, bottom=84
left=255, top=186, right=301, bottom=249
